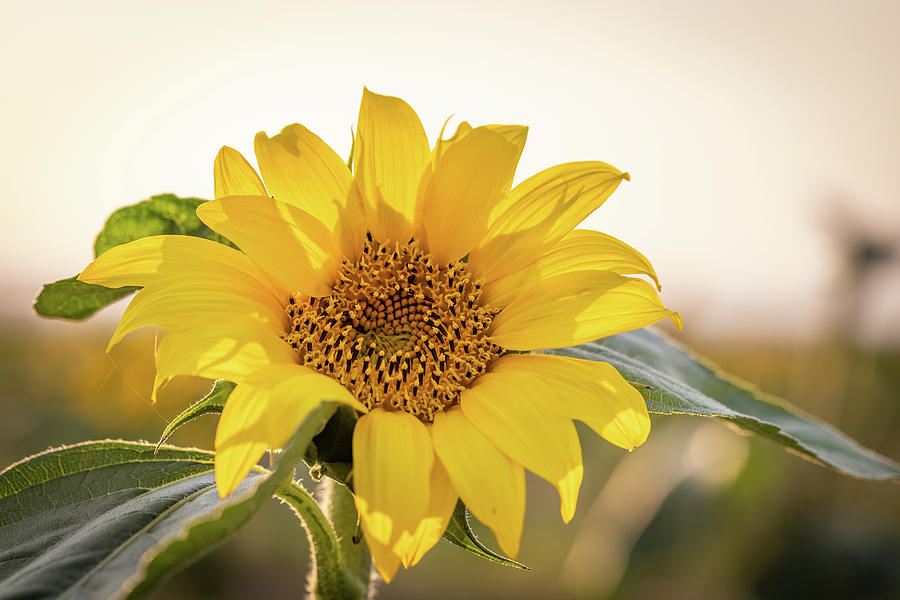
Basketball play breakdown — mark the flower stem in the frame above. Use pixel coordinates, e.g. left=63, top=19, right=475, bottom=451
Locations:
left=275, top=477, right=372, bottom=600
left=318, top=477, right=374, bottom=595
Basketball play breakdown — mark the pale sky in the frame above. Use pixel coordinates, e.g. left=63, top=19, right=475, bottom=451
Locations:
left=2, top=0, right=899, bottom=342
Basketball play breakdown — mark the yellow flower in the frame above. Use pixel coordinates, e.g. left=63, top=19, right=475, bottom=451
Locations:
left=79, top=89, right=680, bottom=582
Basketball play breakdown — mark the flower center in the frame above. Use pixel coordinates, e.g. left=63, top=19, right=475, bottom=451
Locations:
left=283, top=237, right=502, bottom=421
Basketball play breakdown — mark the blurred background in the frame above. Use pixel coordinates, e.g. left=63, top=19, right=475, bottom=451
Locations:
left=1, top=1, right=898, bottom=598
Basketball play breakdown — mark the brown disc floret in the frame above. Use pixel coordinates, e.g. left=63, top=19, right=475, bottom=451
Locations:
left=283, top=236, right=502, bottom=421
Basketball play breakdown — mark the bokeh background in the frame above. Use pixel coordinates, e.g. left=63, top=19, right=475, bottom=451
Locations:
left=1, top=1, right=898, bottom=598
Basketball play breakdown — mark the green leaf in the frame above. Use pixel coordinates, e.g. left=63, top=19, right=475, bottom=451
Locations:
left=93, top=193, right=226, bottom=256
left=35, top=193, right=225, bottom=321
left=547, top=329, right=900, bottom=480
left=128, top=402, right=338, bottom=599
left=0, top=404, right=337, bottom=600
left=0, top=441, right=230, bottom=599
left=156, top=380, right=235, bottom=450
left=442, top=502, right=528, bottom=570
left=33, top=276, right=139, bottom=320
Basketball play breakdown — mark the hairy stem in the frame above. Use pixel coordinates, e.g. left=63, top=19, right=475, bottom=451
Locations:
left=275, top=478, right=371, bottom=600
left=317, top=477, right=375, bottom=595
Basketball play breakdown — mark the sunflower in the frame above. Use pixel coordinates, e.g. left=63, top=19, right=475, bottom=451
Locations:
left=79, top=89, right=680, bottom=582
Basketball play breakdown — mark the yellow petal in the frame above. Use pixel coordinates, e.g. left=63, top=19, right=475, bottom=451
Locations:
left=492, top=354, right=650, bottom=450
left=214, top=363, right=364, bottom=497
left=153, top=323, right=296, bottom=401
left=433, top=120, right=472, bottom=161
left=409, top=117, right=461, bottom=243
left=108, top=282, right=287, bottom=351
left=395, top=454, right=458, bottom=568
left=197, top=196, right=341, bottom=296
left=461, top=371, right=583, bottom=523
left=254, top=124, right=366, bottom=259
left=213, top=146, right=268, bottom=199
left=366, top=535, right=402, bottom=584
left=417, top=122, right=528, bottom=245
left=353, top=409, right=432, bottom=547
left=490, top=270, right=682, bottom=351
left=431, top=407, right=525, bottom=557
left=423, top=125, right=527, bottom=264
left=468, top=161, right=629, bottom=282
left=483, top=228, right=662, bottom=307
left=354, top=88, right=430, bottom=243
left=78, top=234, right=286, bottom=300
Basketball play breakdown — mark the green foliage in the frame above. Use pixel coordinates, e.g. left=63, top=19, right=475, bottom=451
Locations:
left=0, top=404, right=346, bottom=600
left=548, top=329, right=900, bottom=480
left=156, top=380, right=235, bottom=450
left=93, top=193, right=226, bottom=256
left=0, top=441, right=227, bottom=598
left=442, top=502, right=528, bottom=570
left=34, top=193, right=222, bottom=321
left=129, top=403, right=338, bottom=599
left=33, top=276, right=138, bottom=320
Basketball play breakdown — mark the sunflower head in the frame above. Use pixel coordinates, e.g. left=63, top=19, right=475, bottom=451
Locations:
left=284, top=235, right=502, bottom=421
left=79, top=88, right=680, bottom=582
